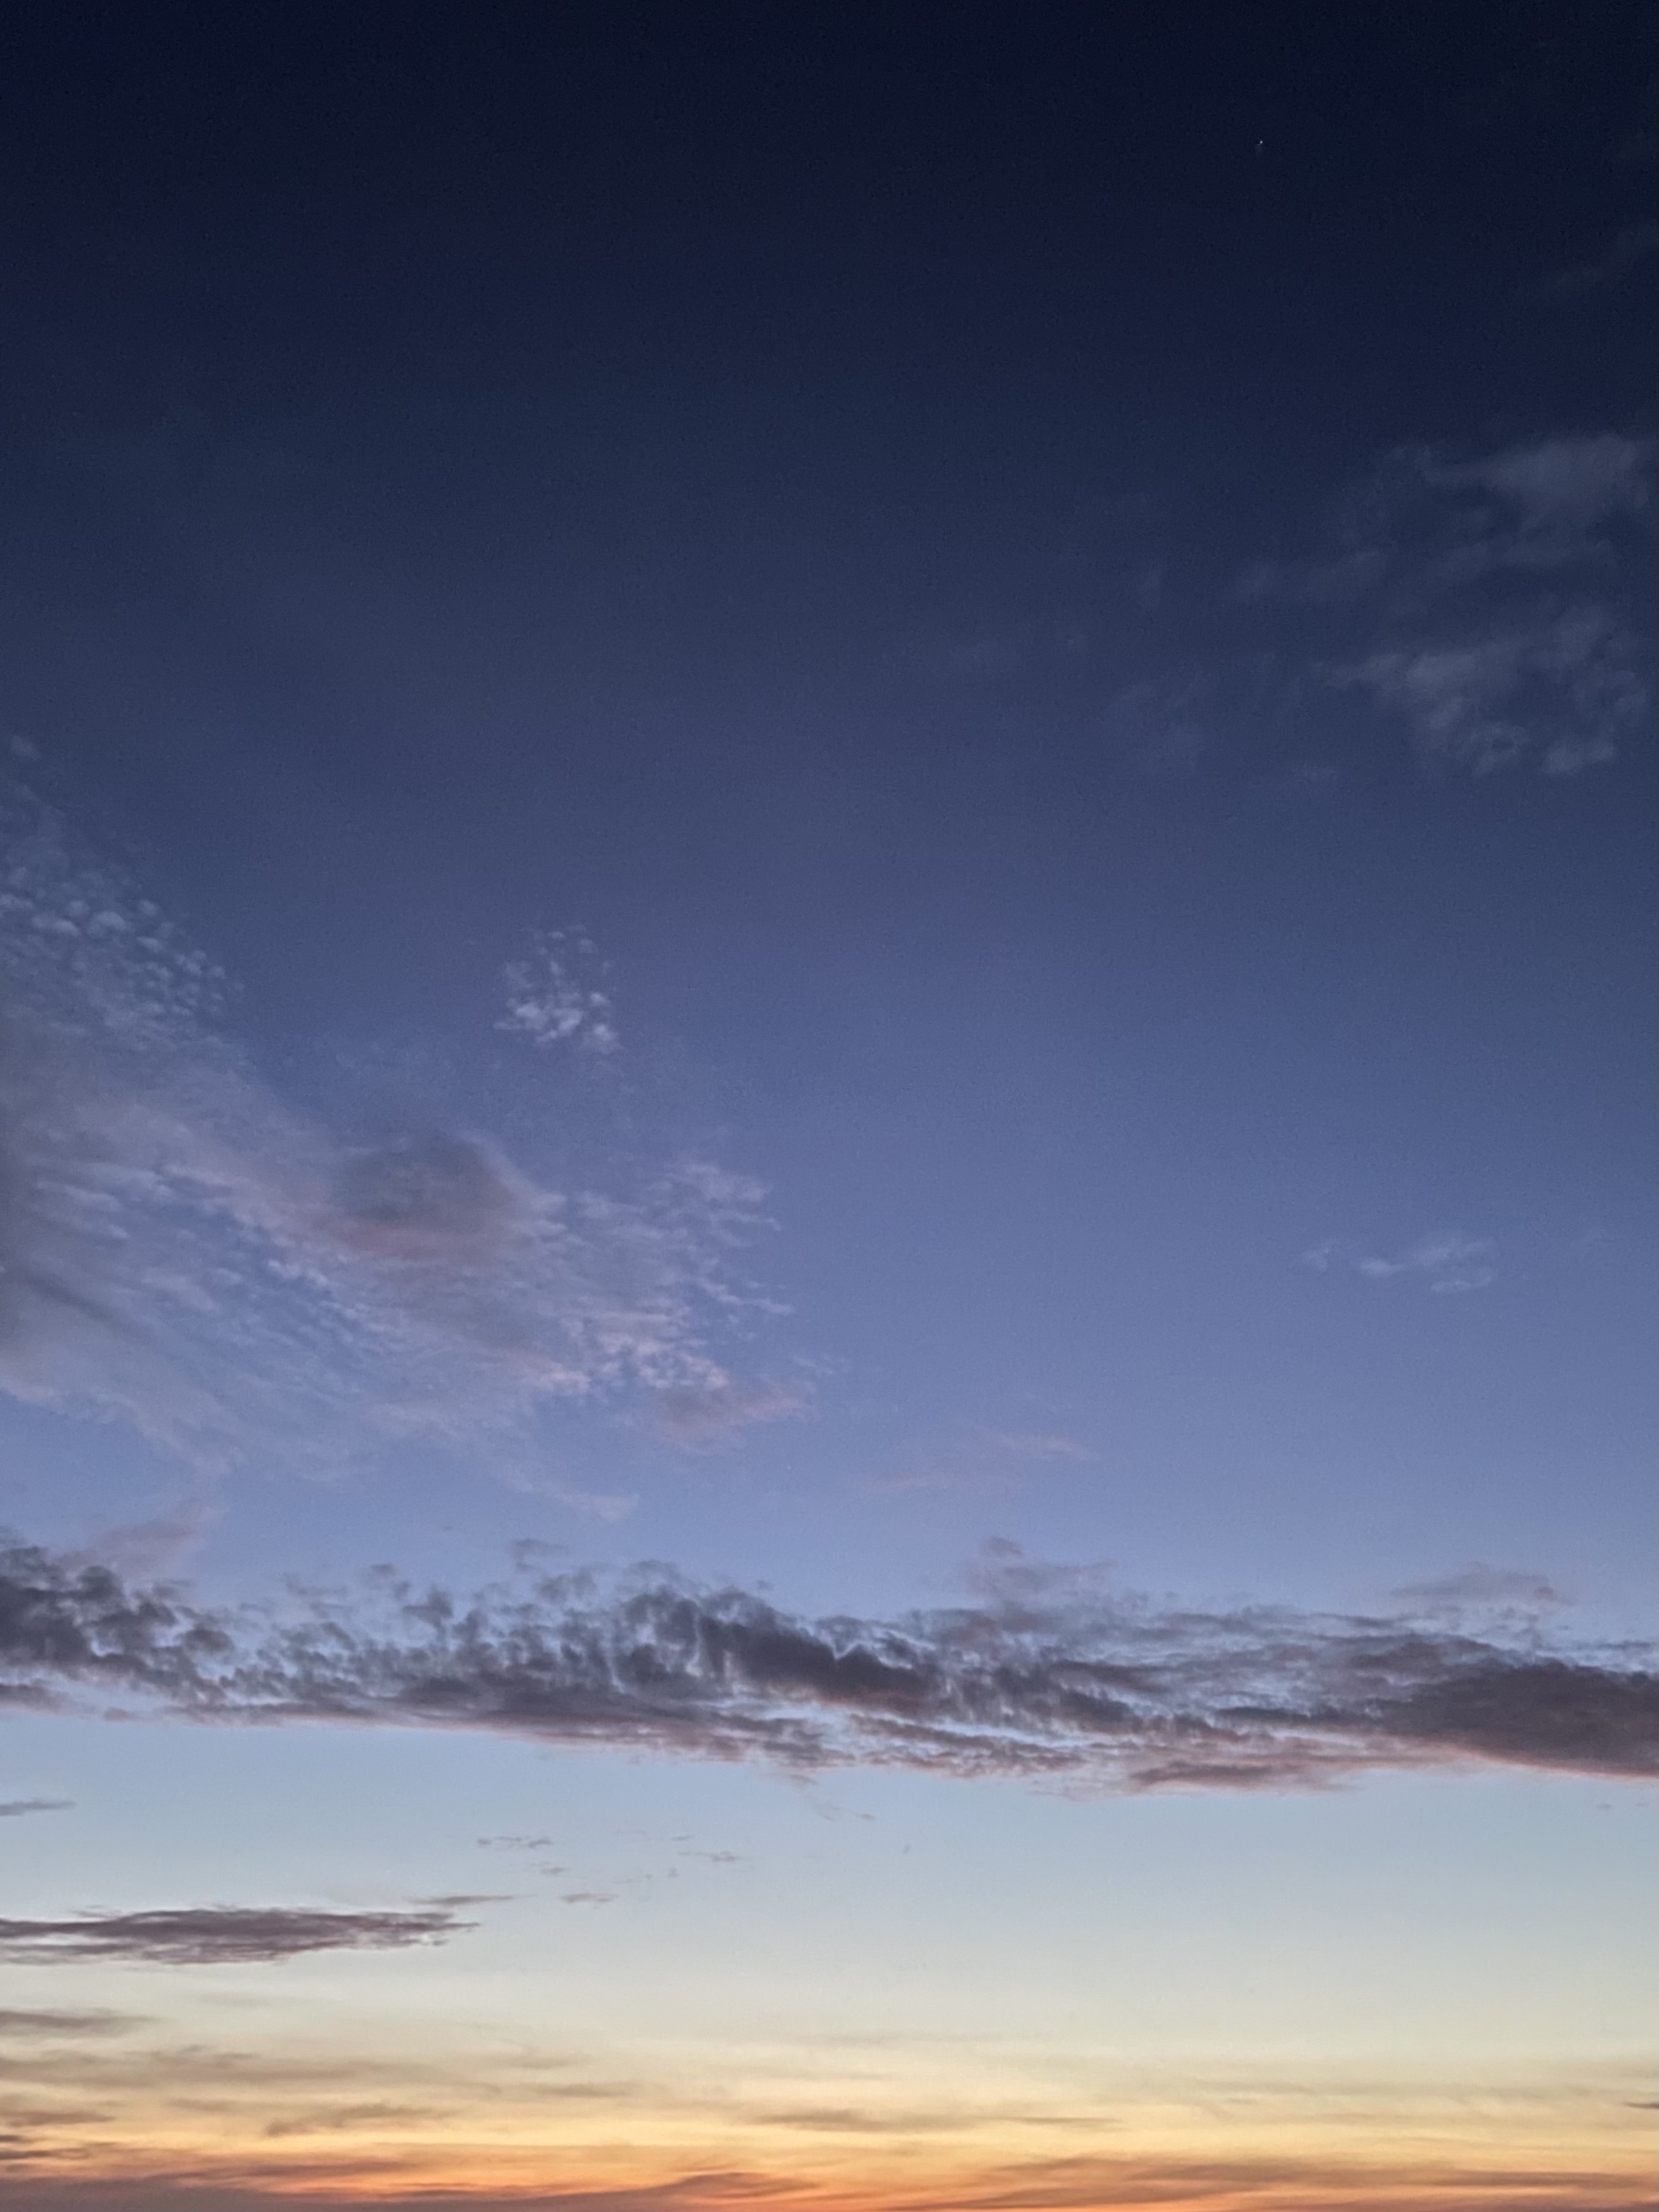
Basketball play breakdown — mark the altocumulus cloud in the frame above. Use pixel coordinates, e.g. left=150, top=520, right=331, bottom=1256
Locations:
left=0, top=784, right=778, bottom=1480
left=497, top=927, right=621, bottom=1057
left=0, top=1538, right=1650, bottom=1791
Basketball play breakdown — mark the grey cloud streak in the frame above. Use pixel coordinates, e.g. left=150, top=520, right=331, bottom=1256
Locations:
left=0, top=2009, right=139, bottom=2037
left=0, top=1540, right=1650, bottom=1792
left=0, top=1905, right=467, bottom=1966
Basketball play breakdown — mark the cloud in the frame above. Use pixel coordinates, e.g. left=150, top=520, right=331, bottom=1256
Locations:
left=651, top=1378, right=811, bottom=1446
left=861, top=1430, right=1094, bottom=1500
left=0, top=1537, right=1649, bottom=1792
left=898, top=2150, right=1659, bottom=2211
left=985, top=1431, right=1095, bottom=1464
left=1099, top=677, right=1213, bottom=776
left=0, top=2151, right=1650, bottom=2212
left=0, top=787, right=777, bottom=1480
left=1392, top=1566, right=1565, bottom=1621
left=0, top=2184, right=796, bottom=2212
left=0, top=2009, right=139, bottom=2038
left=0, top=1906, right=470, bottom=1967
left=1543, top=219, right=1659, bottom=296
left=1341, top=608, right=1642, bottom=778
left=1307, top=1234, right=1497, bottom=1294
left=1429, top=435, right=1657, bottom=535
left=1354, top=1233, right=1497, bottom=1294
left=0, top=1796, right=71, bottom=1818
left=1245, top=434, right=1655, bottom=776
left=260, top=2101, right=457, bottom=2140
left=498, top=930, right=620, bottom=1056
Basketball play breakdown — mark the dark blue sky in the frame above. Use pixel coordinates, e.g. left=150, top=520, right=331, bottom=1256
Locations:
left=0, top=10, right=1655, bottom=2205
left=1, top=1, right=1653, bottom=1612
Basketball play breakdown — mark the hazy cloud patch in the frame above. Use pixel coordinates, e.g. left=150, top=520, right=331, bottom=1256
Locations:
left=652, top=1378, right=811, bottom=1447
left=1100, top=677, right=1213, bottom=777
left=1391, top=1566, right=1567, bottom=1626
left=1306, top=1234, right=1496, bottom=1295
left=1543, top=219, right=1659, bottom=297
left=1243, top=433, right=1655, bottom=776
left=0, top=790, right=778, bottom=1483
left=861, top=1430, right=1094, bottom=1500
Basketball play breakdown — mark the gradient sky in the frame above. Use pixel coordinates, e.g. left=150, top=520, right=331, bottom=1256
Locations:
left=0, top=6, right=1654, bottom=2209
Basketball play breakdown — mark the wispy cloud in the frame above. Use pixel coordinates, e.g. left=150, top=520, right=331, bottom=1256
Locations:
left=1305, top=1234, right=1497, bottom=1294
left=0, top=789, right=777, bottom=1481
left=986, top=1431, right=1095, bottom=1464
left=1391, top=1565, right=1566, bottom=1626
left=1100, top=676, right=1213, bottom=777
left=651, top=1378, right=812, bottom=1447
left=0, top=1796, right=72, bottom=1818
left=0, top=2180, right=795, bottom=2212
left=1543, top=219, right=1659, bottom=296
left=904, top=2150, right=1659, bottom=2211
left=1342, top=612, right=1640, bottom=778
left=1242, top=433, right=1655, bottom=776
left=0, top=2008, right=140, bottom=2038
left=0, top=2146, right=1650, bottom=2212
left=861, top=1429, right=1094, bottom=1499
left=0, top=1905, right=469, bottom=1967
left=0, top=1538, right=1649, bottom=1791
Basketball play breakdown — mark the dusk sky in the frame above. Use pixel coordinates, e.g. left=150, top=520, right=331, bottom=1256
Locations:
left=0, top=7, right=1654, bottom=2210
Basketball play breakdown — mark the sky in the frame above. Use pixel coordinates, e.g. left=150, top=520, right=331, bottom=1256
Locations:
left=0, top=5, right=1654, bottom=2208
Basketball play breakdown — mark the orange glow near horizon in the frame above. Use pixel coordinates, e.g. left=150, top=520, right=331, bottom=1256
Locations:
left=4, top=2056, right=1653, bottom=2212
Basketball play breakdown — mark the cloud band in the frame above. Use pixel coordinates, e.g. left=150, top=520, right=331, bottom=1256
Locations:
left=1, top=1541, right=1651, bottom=1792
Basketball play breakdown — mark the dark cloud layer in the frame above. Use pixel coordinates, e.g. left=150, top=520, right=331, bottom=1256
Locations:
left=0, top=1539, right=1650, bottom=1792
left=0, top=1905, right=467, bottom=1966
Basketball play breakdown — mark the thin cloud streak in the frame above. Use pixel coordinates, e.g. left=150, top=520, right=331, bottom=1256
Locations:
left=0, top=2008, right=140, bottom=2037
left=1304, top=1234, right=1497, bottom=1294
left=0, top=1539, right=1650, bottom=1791
left=0, top=2153, right=1652, bottom=2212
left=0, top=1906, right=470, bottom=1966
